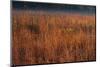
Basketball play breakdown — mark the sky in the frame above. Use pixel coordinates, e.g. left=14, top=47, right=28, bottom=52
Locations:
left=12, top=1, right=96, bottom=15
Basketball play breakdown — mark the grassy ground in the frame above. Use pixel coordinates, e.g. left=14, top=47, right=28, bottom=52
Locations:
left=12, top=11, right=96, bottom=65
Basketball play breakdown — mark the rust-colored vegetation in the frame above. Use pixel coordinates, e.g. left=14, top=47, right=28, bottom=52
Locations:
left=12, top=11, right=96, bottom=65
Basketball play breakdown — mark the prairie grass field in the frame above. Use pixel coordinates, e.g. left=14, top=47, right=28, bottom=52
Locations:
left=12, top=10, right=96, bottom=65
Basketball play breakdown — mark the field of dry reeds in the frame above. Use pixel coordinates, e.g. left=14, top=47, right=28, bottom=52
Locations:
left=12, top=10, right=96, bottom=65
